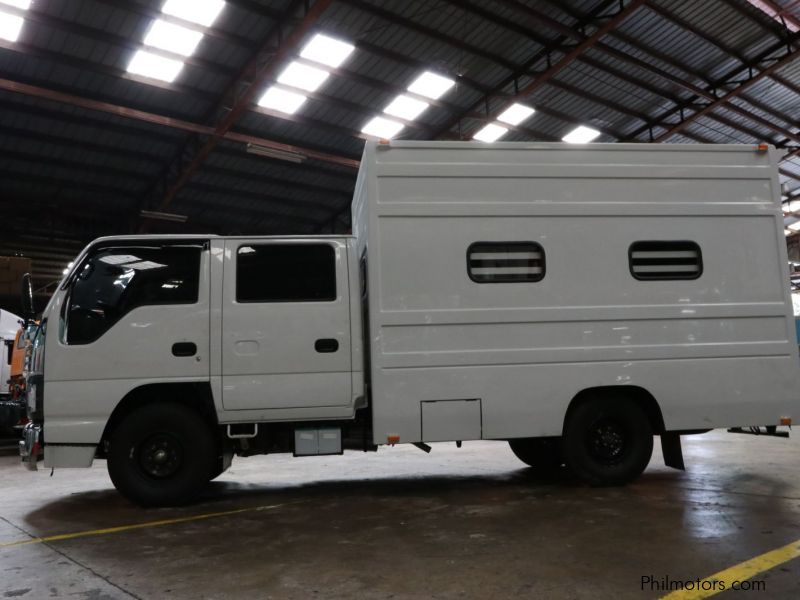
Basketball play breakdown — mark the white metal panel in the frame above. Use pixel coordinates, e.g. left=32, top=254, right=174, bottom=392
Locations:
left=220, top=238, right=352, bottom=411
left=43, top=245, right=211, bottom=444
left=421, top=400, right=482, bottom=442
left=353, top=141, right=800, bottom=444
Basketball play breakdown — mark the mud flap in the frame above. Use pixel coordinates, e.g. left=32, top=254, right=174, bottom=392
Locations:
left=661, top=432, right=685, bottom=470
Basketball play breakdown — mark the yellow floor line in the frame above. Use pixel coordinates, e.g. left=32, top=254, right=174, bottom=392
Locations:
left=0, top=502, right=286, bottom=549
left=661, top=538, right=800, bottom=599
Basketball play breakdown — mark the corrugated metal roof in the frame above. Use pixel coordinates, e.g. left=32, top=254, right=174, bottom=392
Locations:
left=1, top=0, right=799, bottom=292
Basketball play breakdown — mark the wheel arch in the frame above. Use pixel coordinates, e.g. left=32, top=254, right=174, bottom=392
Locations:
left=563, top=385, right=665, bottom=435
left=99, top=382, right=218, bottom=454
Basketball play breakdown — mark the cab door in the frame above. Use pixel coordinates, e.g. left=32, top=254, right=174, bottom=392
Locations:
left=221, top=239, right=351, bottom=410
left=44, top=241, right=210, bottom=411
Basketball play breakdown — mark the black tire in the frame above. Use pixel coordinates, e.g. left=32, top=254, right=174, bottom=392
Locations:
left=508, top=437, right=563, bottom=472
left=107, top=403, right=217, bottom=507
left=563, top=396, right=653, bottom=486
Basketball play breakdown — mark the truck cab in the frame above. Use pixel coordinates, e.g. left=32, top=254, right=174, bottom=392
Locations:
left=22, top=235, right=366, bottom=504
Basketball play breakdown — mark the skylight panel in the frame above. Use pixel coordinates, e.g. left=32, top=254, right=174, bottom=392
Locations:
left=384, top=94, right=429, bottom=121
left=257, top=86, right=307, bottom=115
left=161, top=0, right=226, bottom=28
left=473, top=123, right=508, bottom=143
left=144, top=19, right=204, bottom=56
left=277, top=61, right=330, bottom=92
left=300, top=33, right=355, bottom=69
left=497, top=103, right=535, bottom=126
left=361, top=116, right=404, bottom=139
left=0, top=11, right=23, bottom=42
left=0, top=1, right=31, bottom=9
left=407, top=71, right=455, bottom=100
left=127, top=50, right=184, bottom=83
left=562, top=125, right=601, bottom=144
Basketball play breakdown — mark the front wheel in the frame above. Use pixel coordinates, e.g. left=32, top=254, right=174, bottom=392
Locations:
left=563, top=396, right=653, bottom=486
left=107, top=403, right=217, bottom=506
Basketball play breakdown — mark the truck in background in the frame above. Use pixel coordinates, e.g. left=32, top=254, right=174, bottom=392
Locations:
left=18, top=142, right=800, bottom=506
left=0, top=309, right=23, bottom=434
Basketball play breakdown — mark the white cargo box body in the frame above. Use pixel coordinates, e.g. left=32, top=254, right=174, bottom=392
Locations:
left=352, top=141, right=800, bottom=446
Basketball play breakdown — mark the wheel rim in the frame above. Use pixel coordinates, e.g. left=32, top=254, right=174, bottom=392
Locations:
left=138, top=433, right=182, bottom=479
left=586, top=418, right=628, bottom=465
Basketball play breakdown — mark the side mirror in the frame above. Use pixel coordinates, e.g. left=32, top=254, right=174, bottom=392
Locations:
left=21, top=272, right=35, bottom=322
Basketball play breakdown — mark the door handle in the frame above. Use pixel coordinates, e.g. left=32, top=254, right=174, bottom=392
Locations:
left=314, top=338, right=339, bottom=353
left=172, top=342, right=197, bottom=357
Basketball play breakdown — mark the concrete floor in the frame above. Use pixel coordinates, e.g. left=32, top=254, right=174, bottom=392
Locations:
left=1, top=431, right=799, bottom=599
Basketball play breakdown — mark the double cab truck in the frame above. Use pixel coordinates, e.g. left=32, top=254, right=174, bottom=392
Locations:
left=19, top=141, right=800, bottom=506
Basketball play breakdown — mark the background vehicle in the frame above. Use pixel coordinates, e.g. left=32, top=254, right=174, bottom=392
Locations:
left=0, top=309, right=23, bottom=434
left=20, top=142, right=800, bottom=506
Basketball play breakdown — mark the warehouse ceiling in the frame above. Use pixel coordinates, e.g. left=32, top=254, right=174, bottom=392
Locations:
left=0, top=0, right=799, bottom=292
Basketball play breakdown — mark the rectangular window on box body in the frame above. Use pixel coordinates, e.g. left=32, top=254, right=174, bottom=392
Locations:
left=629, top=241, right=702, bottom=280
left=467, top=242, right=545, bottom=283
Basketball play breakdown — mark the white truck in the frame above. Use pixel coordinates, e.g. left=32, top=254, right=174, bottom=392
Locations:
left=19, top=141, right=800, bottom=506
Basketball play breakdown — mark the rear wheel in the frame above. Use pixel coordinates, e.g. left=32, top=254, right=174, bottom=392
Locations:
left=563, top=395, right=653, bottom=486
left=107, top=403, right=216, bottom=506
left=508, top=437, right=563, bottom=473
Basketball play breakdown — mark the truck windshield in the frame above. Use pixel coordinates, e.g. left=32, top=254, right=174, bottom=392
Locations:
left=65, top=245, right=202, bottom=345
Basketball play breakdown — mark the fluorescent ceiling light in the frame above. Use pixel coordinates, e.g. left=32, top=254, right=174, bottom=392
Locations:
left=257, top=85, right=307, bottom=115
left=788, top=221, right=800, bottom=231
left=407, top=71, right=455, bottom=100
left=361, top=116, right=404, bottom=139
left=139, top=210, right=188, bottom=223
left=246, top=143, right=306, bottom=163
left=161, top=0, right=225, bottom=28
left=127, top=49, right=184, bottom=83
left=384, top=94, right=429, bottom=121
left=277, top=60, right=330, bottom=92
left=0, top=11, right=24, bottom=42
left=144, top=19, right=204, bottom=56
left=300, top=33, right=355, bottom=69
left=473, top=123, right=508, bottom=143
left=497, top=103, right=535, bottom=126
left=562, top=125, right=601, bottom=144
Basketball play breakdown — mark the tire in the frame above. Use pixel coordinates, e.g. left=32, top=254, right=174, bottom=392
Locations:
left=107, top=403, right=217, bottom=507
left=563, top=395, right=653, bottom=486
left=508, top=437, right=563, bottom=472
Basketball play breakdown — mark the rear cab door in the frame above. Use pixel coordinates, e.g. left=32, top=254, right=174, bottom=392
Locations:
left=220, top=238, right=352, bottom=412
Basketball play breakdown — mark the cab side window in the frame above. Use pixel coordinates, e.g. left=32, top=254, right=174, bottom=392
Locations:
left=236, top=244, right=336, bottom=303
left=66, top=245, right=202, bottom=345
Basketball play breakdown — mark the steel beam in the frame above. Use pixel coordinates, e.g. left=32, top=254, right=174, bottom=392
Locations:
left=650, top=44, right=800, bottom=142
left=431, top=0, right=619, bottom=137
left=523, top=0, right=800, bottom=144
left=155, top=0, right=335, bottom=213
left=0, top=77, right=359, bottom=170
left=479, top=0, right=646, bottom=126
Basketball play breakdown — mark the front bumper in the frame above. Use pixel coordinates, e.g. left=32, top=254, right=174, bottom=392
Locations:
left=19, top=422, right=42, bottom=471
